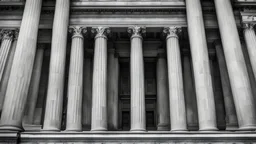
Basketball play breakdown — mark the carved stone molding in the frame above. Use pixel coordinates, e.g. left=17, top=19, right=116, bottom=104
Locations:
left=127, top=26, right=146, bottom=39
left=69, top=26, right=87, bottom=39
left=243, top=22, right=255, bottom=30
left=163, top=26, right=182, bottom=39
left=91, top=27, right=111, bottom=39
left=0, top=29, right=14, bottom=41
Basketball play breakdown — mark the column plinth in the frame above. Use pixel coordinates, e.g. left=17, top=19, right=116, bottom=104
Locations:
left=65, top=26, right=86, bottom=131
left=156, top=54, right=170, bottom=131
left=214, top=0, right=256, bottom=130
left=43, top=0, right=70, bottom=131
left=0, top=0, right=42, bottom=131
left=107, top=49, right=119, bottom=130
left=23, top=45, right=45, bottom=125
left=91, top=27, right=110, bottom=131
left=185, top=0, right=218, bottom=131
left=128, top=26, right=146, bottom=132
left=163, top=27, right=187, bottom=131
left=215, top=41, right=238, bottom=130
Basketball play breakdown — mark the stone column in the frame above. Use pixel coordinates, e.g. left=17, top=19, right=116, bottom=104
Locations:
left=66, top=26, right=86, bottom=131
left=0, top=29, right=18, bottom=112
left=128, top=26, right=146, bottom=131
left=91, top=27, right=110, bottom=131
left=243, top=23, right=256, bottom=80
left=214, top=0, right=256, bottom=130
left=43, top=0, right=70, bottom=131
left=82, top=56, right=92, bottom=130
left=0, top=30, right=14, bottom=82
left=23, top=45, right=45, bottom=124
left=107, top=49, right=119, bottom=130
left=163, top=27, right=187, bottom=131
left=156, top=53, right=170, bottom=131
left=0, top=0, right=42, bottom=131
left=185, top=0, right=217, bottom=131
left=215, top=41, right=238, bottom=130
left=183, top=54, right=199, bottom=130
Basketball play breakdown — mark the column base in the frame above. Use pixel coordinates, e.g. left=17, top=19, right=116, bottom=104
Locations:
left=171, top=128, right=187, bottom=132
left=0, top=125, right=23, bottom=132
left=130, top=128, right=146, bottom=132
left=41, top=127, right=60, bottom=132
left=91, top=127, right=107, bottom=131
left=226, top=124, right=238, bottom=131
left=199, top=127, right=218, bottom=131
left=238, top=125, right=256, bottom=131
left=65, top=129, right=82, bottom=132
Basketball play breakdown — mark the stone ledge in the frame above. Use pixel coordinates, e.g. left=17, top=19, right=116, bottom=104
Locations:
left=18, top=131, right=256, bottom=143
left=0, top=131, right=19, bottom=144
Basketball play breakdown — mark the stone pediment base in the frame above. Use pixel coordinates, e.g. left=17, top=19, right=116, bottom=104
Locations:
left=0, top=131, right=251, bottom=144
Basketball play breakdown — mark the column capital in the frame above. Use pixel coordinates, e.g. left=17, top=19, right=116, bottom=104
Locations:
left=163, top=27, right=182, bottom=40
left=91, top=27, right=111, bottom=40
left=127, top=26, right=146, bottom=39
left=0, top=29, right=14, bottom=41
left=69, top=26, right=87, bottom=39
left=13, top=29, right=19, bottom=41
left=243, top=23, right=255, bottom=30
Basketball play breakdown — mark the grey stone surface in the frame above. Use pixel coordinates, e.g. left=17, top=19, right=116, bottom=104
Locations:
left=185, top=0, right=217, bottom=131
left=0, top=0, right=42, bottom=131
left=43, top=0, right=70, bottom=131
left=214, top=0, right=256, bottom=130
left=128, top=26, right=146, bottom=132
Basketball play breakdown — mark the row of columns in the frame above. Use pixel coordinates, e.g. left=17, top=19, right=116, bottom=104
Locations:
left=1, top=0, right=256, bottom=132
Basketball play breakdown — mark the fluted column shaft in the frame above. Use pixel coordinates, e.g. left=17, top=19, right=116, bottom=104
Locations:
left=215, top=41, right=238, bottom=130
left=185, top=0, right=217, bottom=131
left=66, top=26, right=86, bottom=131
left=128, top=26, right=146, bottom=131
left=91, top=27, right=110, bottom=131
left=183, top=55, right=198, bottom=130
left=82, top=57, right=92, bottom=130
left=107, top=50, right=119, bottom=130
left=23, top=46, right=44, bottom=124
left=43, top=0, right=70, bottom=131
left=0, top=30, right=13, bottom=82
left=164, top=27, right=187, bottom=131
left=0, top=0, right=42, bottom=131
left=0, top=30, right=18, bottom=113
left=214, top=0, right=256, bottom=130
left=244, top=23, right=256, bottom=81
left=156, top=55, right=170, bottom=131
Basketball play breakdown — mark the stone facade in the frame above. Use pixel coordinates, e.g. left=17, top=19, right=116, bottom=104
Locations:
left=0, top=0, right=256, bottom=143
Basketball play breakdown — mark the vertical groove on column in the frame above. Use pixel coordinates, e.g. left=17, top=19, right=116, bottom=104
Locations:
left=244, top=28, right=256, bottom=80
left=183, top=55, right=199, bottom=130
left=166, top=34, right=187, bottom=131
left=215, top=44, right=238, bottom=130
left=66, top=35, right=83, bottom=131
left=43, top=0, right=70, bottom=131
left=130, top=37, right=146, bottom=131
left=0, top=38, right=12, bottom=82
left=91, top=37, right=108, bottom=131
left=185, top=0, right=217, bottom=131
left=23, top=48, right=44, bottom=125
left=156, top=57, right=170, bottom=131
left=214, top=0, right=256, bottom=130
left=0, top=0, right=42, bottom=131
left=82, top=57, right=92, bottom=130
left=0, top=40, right=17, bottom=112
